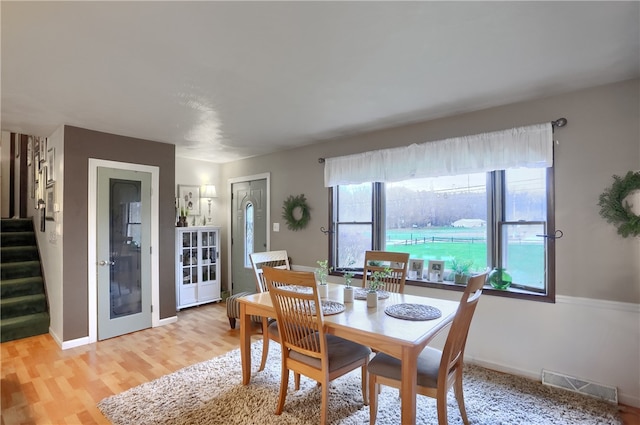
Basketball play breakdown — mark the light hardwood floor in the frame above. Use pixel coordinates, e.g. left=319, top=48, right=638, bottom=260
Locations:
left=1, top=302, right=639, bottom=425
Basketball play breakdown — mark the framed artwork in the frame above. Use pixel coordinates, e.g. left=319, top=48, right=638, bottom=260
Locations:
left=40, top=166, right=47, bottom=191
left=39, top=137, right=46, bottom=160
left=30, top=146, right=37, bottom=199
left=34, top=154, right=39, bottom=181
left=408, top=259, right=424, bottom=279
left=45, top=184, right=55, bottom=220
left=46, top=148, right=55, bottom=185
left=178, top=185, right=201, bottom=216
left=27, top=136, right=33, bottom=166
left=427, top=260, right=445, bottom=282
left=33, top=137, right=40, bottom=162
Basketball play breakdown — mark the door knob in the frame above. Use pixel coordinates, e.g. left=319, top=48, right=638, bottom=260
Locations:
left=99, top=260, right=115, bottom=266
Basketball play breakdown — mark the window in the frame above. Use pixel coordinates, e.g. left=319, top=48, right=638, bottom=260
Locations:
left=333, top=183, right=376, bottom=268
left=330, top=168, right=555, bottom=300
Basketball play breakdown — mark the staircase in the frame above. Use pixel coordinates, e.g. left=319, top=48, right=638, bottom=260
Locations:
left=1, top=218, right=50, bottom=342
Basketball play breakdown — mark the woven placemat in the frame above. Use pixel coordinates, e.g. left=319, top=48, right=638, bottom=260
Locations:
left=280, top=285, right=313, bottom=294
left=354, top=288, right=390, bottom=300
left=308, top=300, right=345, bottom=316
left=384, top=303, right=442, bottom=321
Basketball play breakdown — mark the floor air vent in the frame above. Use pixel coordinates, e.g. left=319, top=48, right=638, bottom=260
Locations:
left=542, top=370, right=618, bottom=404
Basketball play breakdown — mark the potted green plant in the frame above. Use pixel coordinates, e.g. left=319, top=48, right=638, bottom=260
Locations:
left=178, top=207, right=188, bottom=227
left=367, top=267, right=391, bottom=307
left=343, top=270, right=355, bottom=302
left=450, top=258, right=473, bottom=284
left=316, top=260, right=331, bottom=298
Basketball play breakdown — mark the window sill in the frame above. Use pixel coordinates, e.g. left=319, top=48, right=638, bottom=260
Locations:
left=407, top=278, right=555, bottom=303
left=331, top=271, right=555, bottom=303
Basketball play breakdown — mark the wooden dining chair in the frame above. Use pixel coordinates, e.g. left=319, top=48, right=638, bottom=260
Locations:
left=367, top=272, right=488, bottom=425
left=362, top=251, right=410, bottom=293
left=249, top=250, right=290, bottom=372
left=263, top=266, right=372, bottom=424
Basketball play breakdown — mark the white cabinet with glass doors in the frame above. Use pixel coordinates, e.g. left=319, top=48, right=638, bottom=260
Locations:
left=175, top=226, right=221, bottom=309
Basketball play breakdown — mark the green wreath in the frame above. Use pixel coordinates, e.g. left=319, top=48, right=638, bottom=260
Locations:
left=282, top=194, right=311, bottom=231
left=598, top=171, right=640, bottom=238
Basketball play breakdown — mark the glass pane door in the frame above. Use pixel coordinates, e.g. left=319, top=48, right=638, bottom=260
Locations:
left=201, top=230, right=217, bottom=282
left=109, top=179, right=142, bottom=319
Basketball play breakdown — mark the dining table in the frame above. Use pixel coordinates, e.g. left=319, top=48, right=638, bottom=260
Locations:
left=237, top=282, right=460, bottom=425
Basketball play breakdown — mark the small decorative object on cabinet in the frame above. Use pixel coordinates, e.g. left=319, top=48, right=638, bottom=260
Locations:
left=488, top=267, right=512, bottom=290
left=175, top=226, right=222, bottom=309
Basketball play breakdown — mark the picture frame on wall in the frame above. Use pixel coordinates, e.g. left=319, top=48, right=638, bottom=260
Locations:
left=46, top=147, right=55, bottom=185
left=39, top=137, right=46, bottom=160
left=427, top=260, right=445, bottom=282
left=27, top=136, right=33, bottom=166
left=30, top=150, right=37, bottom=199
left=178, top=185, right=201, bottom=216
left=33, top=137, right=40, bottom=162
left=408, top=259, right=424, bottom=280
left=45, top=184, right=55, bottom=220
left=41, top=166, right=48, bottom=189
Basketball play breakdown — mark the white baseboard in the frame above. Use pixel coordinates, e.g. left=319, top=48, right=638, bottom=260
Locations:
left=465, top=356, right=541, bottom=382
left=61, top=335, right=92, bottom=350
left=58, top=315, right=177, bottom=349
left=49, top=327, right=62, bottom=348
left=157, top=315, right=178, bottom=326
left=466, top=353, right=639, bottom=408
left=52, top=326, right=92, bottom=350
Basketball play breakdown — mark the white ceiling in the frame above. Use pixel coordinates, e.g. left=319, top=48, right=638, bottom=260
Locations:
left=2, top=1, right=639, bottom=163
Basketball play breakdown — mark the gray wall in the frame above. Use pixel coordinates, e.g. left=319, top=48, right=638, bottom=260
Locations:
left=221, top=79, right=640, bottom=303
left=63, top=126, right=176, bottom=340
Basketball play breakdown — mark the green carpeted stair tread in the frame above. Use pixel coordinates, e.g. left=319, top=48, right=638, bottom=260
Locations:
left=1, top=293, right=47, bottom=318
left=0, top=219, right=48, bottom=343
left=1, top=232, right=36, bottom=247
left=0, top=218, right=34, bottom=233
left=0, top=261, right=42, bottom=280
left=1, top=246, right=39, bottom=263
left=1, top=276, right=45, bottom=297
left=0, top=312, right=49, bottom=342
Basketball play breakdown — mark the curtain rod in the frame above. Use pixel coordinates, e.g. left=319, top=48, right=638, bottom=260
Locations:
left=317, top=118, right=567, bottom=164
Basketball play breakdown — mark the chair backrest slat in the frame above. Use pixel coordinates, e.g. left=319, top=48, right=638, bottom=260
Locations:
left=362, top=251, right=410, bottom=293
left=250, top=250, right=290, bottom=293
left=440, top=272, right=486, bottom=378
left=263, top=267, right=326, bottom=360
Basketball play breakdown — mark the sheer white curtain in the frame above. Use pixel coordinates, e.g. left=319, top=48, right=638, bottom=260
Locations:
left=324, top=123, right=553, bottom=187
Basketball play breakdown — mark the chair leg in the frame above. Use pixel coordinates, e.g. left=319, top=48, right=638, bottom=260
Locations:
left=368, top=375, right=378, bottom=424
left=454, top=368, right=469, bottom=425
left=276, top=367, right=289, bottom=415
left=259, top=319, right=270, bottom=371
left=436, top=390, right=449, bottom=425
left=294, top=373, right=301, bottom=390
left=361, top=365, right=369, bottom=405
left=320, top=379, right=329, bottom=425
left=228, top=317, right=236, bottom=329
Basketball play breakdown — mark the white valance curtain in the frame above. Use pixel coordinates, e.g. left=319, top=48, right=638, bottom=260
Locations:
left=324, top=122, right=553, bottom=187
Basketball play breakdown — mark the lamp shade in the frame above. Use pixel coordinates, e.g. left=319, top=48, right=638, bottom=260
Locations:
left=201, top=185, right=217, bottom=198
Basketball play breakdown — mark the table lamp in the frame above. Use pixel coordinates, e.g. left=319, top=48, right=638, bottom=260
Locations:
left=201, top=184, right=217, bottom=222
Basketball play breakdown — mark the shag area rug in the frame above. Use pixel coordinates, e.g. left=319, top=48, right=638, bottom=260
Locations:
left=98, top=341, right=621, bottom=425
